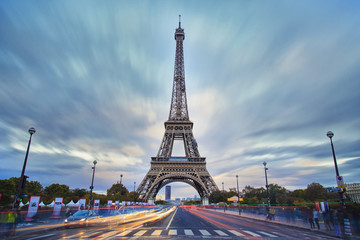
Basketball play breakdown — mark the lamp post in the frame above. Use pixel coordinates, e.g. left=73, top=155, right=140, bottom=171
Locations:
left=327, top=131, right=352, bottom=237
left=133, top=181, right=136, bottom=204
left=14, top=127, right=36, bottom=209
left=236, top=175, right=241, bottom=215
left=222, top=182, right=225, bottom=212
left=263, top=161, right=270, bottom=207
left=88, top=160, right=97, bottom=209
left=326, top=131, right=344, bottom=206
left=326, top=131, right=340, bottom=176
left=118, top=174, right=123, bottom=206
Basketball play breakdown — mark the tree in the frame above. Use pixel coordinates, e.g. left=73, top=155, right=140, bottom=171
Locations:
left=0, top=178, right=17, bottom=206
left=242, top=185, right=266, bottom=204
left=183, top=200, right=201, bottom=205
left=268, top=184, right=287, bottom=204
left=305, top=182, right=328, bottom=202
left=209, top=190, right=223, bottom=204
left=107, top=183, right=128, bottom=201
left=43, top=184, right=70, bottom=204
left=155, top=200, right=169, bottom=205
left=23, top=180, right=43, bottom=203
left=289, top=189, right=306, bottom=204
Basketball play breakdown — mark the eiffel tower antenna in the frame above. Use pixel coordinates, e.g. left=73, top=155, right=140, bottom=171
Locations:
left=137, top=18, right=219, bottom=205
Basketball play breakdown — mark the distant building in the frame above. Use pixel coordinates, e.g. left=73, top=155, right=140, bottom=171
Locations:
left=156, top=194, right=165, bottom=201
left=346, top=182, right=360, bottom=203
left=229, top=188, right=237, bottom=192
left=165, top=186, right=171, bottom=201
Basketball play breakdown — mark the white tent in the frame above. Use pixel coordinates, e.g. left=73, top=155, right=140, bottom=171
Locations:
left=38, top=201, right=46, bottom=207
left=66, top=200, right=78, bottom=207
left=19, top=201, right=28, bottom=207
left=47, top=200, right=55, bottom=207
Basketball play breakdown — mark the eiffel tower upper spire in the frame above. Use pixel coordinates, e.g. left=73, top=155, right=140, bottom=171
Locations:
left=168, top=15, right=189, bottom=121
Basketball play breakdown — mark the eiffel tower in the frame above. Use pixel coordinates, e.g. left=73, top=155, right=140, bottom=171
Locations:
left=137, top=16, right=219, bottom=205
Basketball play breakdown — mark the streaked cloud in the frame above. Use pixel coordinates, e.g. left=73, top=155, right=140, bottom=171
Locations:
left=1, top=0, right=359, bottom=198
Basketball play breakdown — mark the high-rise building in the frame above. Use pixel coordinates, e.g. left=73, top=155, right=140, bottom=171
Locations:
left=165, top=185, right=171, bottom=201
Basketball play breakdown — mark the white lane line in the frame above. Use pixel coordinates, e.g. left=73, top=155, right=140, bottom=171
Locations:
left=168, top=229, right=177, bottom=235
left=244, top=230, right=261, bottom=237
left=27, top=234, right=55, bottom=240
left=214, top=230, right=228, bottom=236
left=258, top=231, right=278, bottom=237
left=152, top=230, right=162, bottom=236
left=228, top=230, right=245, bottom=237
left=117, top=230, right=132, bottom=236
left=166, top=207, right=178, bottom=230
left=199, top=229, right=211, bottom=236
left=134, top=230, right=147, bottom=236
left=184, top=229, right=194, bottom=235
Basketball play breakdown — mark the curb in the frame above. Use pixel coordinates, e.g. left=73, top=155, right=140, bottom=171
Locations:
left=202, top=208, right=359, bottom=239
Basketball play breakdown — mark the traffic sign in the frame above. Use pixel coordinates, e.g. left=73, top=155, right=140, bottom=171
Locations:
left=336, top=176, right=345, bottom=188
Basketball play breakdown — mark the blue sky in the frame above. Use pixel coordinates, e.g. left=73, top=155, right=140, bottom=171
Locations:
left=1, top=1, right=360, bottom=199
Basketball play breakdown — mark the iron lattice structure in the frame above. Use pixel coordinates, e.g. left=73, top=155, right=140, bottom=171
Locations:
left=137, top=18, right=219, bottom=204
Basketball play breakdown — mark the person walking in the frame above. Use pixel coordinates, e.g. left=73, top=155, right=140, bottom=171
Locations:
left=332, top=209, right=341, bottom=237
left=313, top=208, right=320, bottom=230
left=0, top=207, right=8, bottom=238
left=6, top=210, right=16, bottom=237
left=306, top=207, right=314, bottom=229
left=323, top=209, right=332, bottom=231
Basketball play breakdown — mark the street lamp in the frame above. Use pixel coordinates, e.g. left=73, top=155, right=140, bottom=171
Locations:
left=263, top=161, right=270, bottom=207
left=222, top=182, right=225, bottom=212
left=133, top=181, right=136, bottom=204
left=118, top=174, right=123, bottom=206
left=326, top=131, right=340, bottom=176
left=14, top=127, right=36, bottom=209
left=88, top=160, right=97, bottom=209
left=327, top=131, right=352, bottom=237
left=326, top=131, right=344, bottom=206
left=236, top=175, right=241, bottom=215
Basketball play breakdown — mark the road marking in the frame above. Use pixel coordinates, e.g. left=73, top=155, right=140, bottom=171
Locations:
left=117, top=230, right=132, bottom=236
left=214, top=230, right=228, bottom=236
left=168, top=229, right=177, bottom=235
left=27, top=234, right=55, bottom=240
left=258, top=231, right=278, bottom=237
left=166, top=207, right=177, bottom=230
left=199, top=229, right=211, bottom=236
left=152, top=230, right=162, bottom=236
left=134, top=230, right=147, bottom=236
left=243, top=230, right=261, bottom=237
left=228, top=230, right=245, bottom=237
left=184, top=229, right=194, bottom=235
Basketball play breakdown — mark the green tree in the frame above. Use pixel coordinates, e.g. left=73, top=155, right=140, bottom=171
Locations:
left=0, top=178, right=17, bottom=206
left=242, top=185, right=266, bottom=204
left=305, top=182, right=328, bottom=202
left=128, top=191, right=139, bottom=202
left=155, top=200, right=169, bottom=205
left=183, top=200, right=201, bottom=205
left=268, top=184, right=287, bottom=204
left=107, top=183, right=128, bottom=201
left=289, top=189, right=306, bottom=204
left=23, top=180, right=43, bottom=203
left=209, top=190, right=223, bottom=204
left=43, top=184, right=70, bottom=204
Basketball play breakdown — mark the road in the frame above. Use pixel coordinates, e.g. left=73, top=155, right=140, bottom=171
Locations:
left=12, top=206, right=339, bottom=239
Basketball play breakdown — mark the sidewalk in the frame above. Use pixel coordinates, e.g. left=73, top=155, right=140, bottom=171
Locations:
left=205, top=207, right=359, bottom=239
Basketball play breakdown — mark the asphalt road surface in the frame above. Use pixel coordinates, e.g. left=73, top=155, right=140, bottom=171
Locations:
left=12, top=206, right=339, bottom=239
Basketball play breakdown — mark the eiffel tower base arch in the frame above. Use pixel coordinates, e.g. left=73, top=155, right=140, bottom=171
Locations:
left=137, top=161, right=217, bottom=205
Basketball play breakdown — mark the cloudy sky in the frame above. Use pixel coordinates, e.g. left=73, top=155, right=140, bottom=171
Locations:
left=1, top=0, right=360, bottom=199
